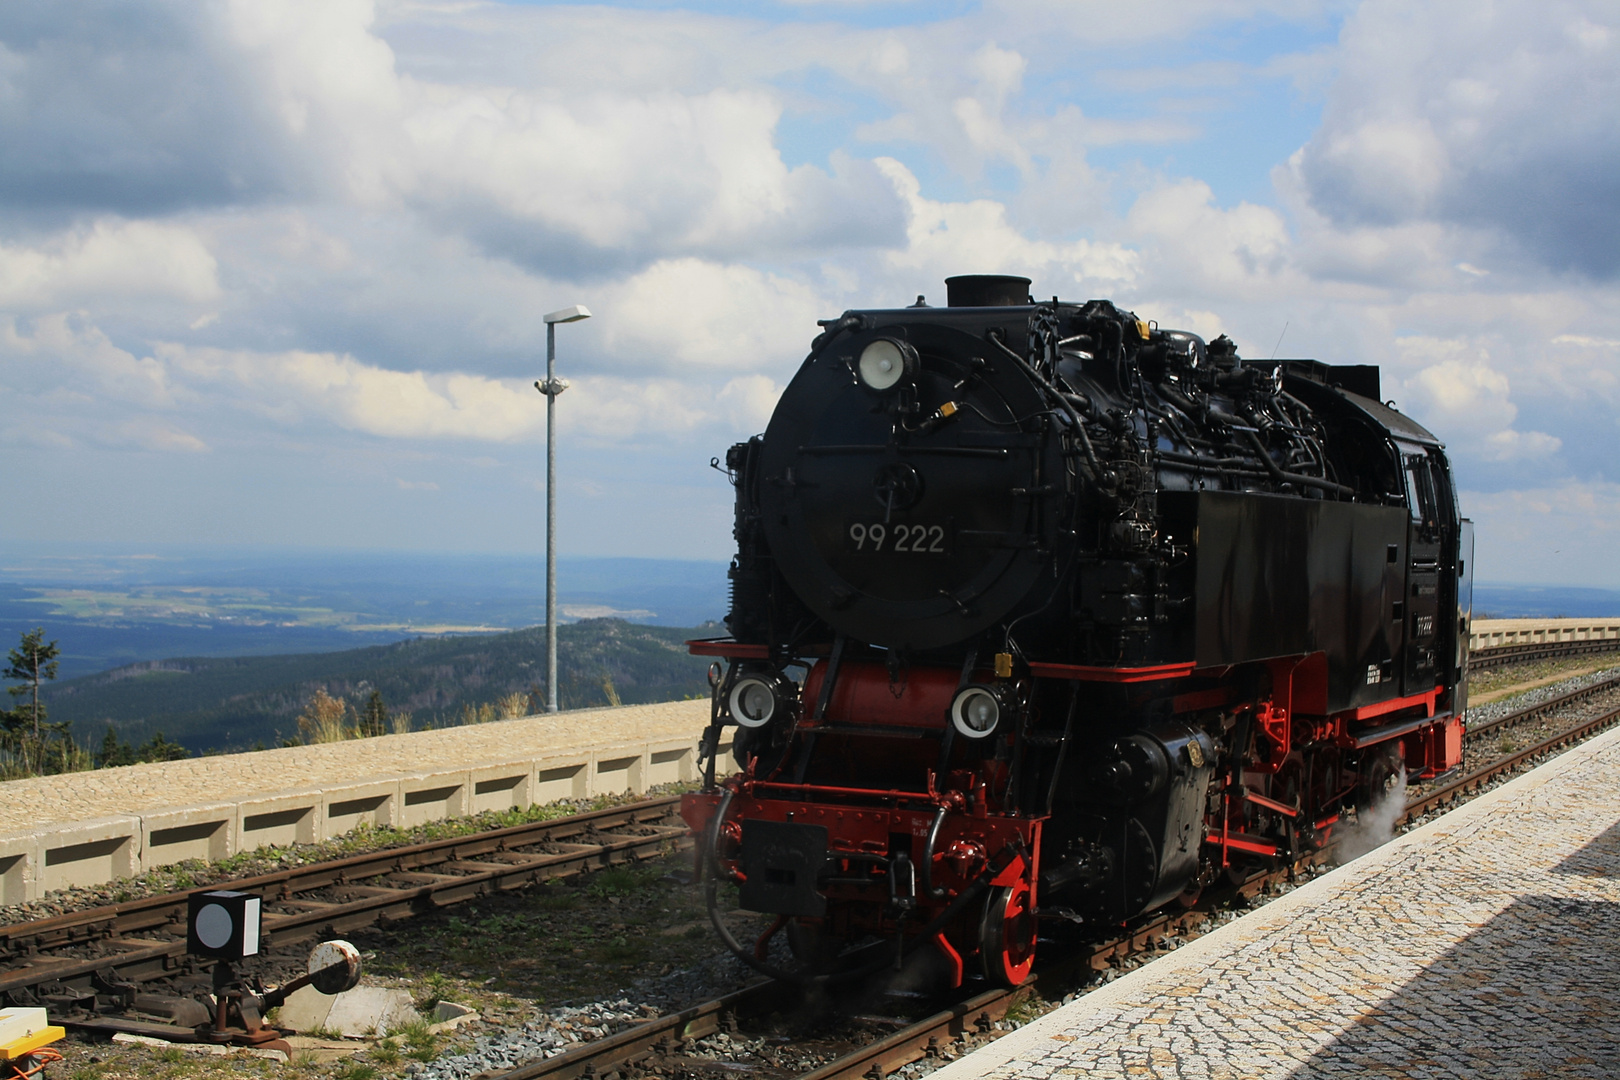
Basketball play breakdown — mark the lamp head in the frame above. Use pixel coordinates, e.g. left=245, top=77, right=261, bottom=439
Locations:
left=544, top=305, right=592, bottom=324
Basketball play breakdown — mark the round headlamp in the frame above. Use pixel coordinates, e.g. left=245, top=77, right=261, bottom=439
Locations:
left=729, top=672, right=792, bottom=729
left=949, top=685, right=1003, bottom=739
left=857, top=339, right=917, bottom=393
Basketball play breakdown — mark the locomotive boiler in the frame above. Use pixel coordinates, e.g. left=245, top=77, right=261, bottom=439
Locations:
left=682, top=275, right=1472, bottom=987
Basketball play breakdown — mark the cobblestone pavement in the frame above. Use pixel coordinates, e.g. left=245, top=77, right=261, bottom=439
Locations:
left=931, top=725, right=1620, bottom=1080
left=0, top=699, right=708, bottom=833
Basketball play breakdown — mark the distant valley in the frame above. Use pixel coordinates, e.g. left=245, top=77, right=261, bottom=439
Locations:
left=42, top=618, right=718, bottom=753
left=0, top=546, right=729, bottom=678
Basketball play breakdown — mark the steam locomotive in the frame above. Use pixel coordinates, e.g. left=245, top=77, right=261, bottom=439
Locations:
left=682, top=275, right=1472, bottom=988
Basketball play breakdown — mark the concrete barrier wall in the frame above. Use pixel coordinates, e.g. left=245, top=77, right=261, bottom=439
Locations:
left=0, top=702, right=727, bottom=907
left=1471, top=617, right=1620, bottom=651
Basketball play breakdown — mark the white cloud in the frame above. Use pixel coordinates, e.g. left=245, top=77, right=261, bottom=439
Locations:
left=0, top=221, right=220, bottom=309
left=1, top=314, right=179, bottom=408
left=104, top=419, right=210, bottom=454
left=0, top=2, right=906, bottom=273
left=1395, top=338, right=1561, bottom=463
left=1294, top=0, right=1620, bottom=277
left=877, top=158, right=1138, bottom=290
left=0, top=313, right=783, bottom=450
left=594, top=259, right=826, bottom=374
left=1124, top=179, right=1292, bottom=297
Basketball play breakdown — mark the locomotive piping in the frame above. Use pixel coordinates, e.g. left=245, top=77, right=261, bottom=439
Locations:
left=703, top=786, right=737, bottom=885
left=1238, top=427, right=1355, bottom=497
left=921, top=805, right=950, bottom=900
left=702, top=786, right=1019, bottom=986
left=985, top=329, right=1103, bottom=482
left=1043, top=682, right=1082, bottom=816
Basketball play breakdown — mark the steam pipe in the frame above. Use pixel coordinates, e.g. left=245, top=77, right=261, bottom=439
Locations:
left=1241, top=428, right=1355, bottom=497
left=987, top=330, right=1103, bottom=481
left=920, top=805, right=949, bottom=900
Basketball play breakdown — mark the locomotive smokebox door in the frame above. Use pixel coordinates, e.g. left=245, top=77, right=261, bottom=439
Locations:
left=738, top=820, right=828, bottom=917
left=187, top=890, right=262, bottom=961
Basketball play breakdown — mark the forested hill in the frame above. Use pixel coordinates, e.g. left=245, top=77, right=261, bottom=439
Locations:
left=41, top=619, right=718, bottom=753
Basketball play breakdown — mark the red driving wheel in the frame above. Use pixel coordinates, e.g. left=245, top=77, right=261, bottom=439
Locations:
left=979, top=880, right=1036, bottom=987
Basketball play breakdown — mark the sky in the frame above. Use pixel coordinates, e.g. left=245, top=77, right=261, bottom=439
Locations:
left=1, top=0, right=1617, bottom=586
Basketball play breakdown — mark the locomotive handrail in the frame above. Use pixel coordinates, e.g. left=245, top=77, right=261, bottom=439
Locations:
left=798, top=444, right=1010, bottom=458
left=744, top=779, right=946, bottom=805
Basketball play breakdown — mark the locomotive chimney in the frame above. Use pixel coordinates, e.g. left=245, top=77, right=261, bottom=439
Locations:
left=944, top=275, right=1032, bottom=307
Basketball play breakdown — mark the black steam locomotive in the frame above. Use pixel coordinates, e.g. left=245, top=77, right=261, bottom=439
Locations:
left=682, top=275, right=1472, bottom=987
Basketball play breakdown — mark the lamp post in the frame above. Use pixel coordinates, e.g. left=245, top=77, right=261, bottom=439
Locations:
left=538, top=304, right=591, bottom=713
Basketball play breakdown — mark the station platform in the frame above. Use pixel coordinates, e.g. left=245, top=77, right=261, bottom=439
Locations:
left=0, top=700, right=717, bottom=906
left=933, top=724, right=1620, bottom=1079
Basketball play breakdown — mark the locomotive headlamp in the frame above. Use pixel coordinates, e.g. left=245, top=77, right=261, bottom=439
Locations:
left=728, top=671, right=795, bottom=729
left=950, top=685, right=1004, bottom=739
left=856, top=339, right=917, bottom=392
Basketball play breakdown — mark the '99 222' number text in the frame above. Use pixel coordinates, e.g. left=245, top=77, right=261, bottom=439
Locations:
left=847, top=523, right=947, bottom=553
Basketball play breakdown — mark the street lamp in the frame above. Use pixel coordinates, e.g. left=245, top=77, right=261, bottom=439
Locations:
left=537, top=304, right=591, bottom=713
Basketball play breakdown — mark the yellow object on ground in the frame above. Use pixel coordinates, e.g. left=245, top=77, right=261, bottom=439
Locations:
left=0, top=1026, right=64, bottom=1061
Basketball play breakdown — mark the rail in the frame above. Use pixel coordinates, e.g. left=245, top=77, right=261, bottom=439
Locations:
left=1468, top=639, right=1620, bottom=671
left=0, top=799, right=686, bottom=1004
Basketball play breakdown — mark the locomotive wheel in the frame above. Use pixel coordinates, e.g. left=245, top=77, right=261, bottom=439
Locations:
left=1359, top=744, right=1407, bottom=813
left=979, top=881, right=1036, bottom=987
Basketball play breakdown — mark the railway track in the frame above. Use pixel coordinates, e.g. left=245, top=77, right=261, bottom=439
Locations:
left=1468, top=638, right=1620, bottom=671
left=1463, top=671, right=1620, bottom=738
left=0, top=799, right=687, bottom=1012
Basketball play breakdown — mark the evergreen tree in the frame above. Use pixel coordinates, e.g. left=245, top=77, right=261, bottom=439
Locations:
left=96, top=725, right=138, bottom=768
left=358, top=690, right=389, bottom=738
left=136, top=731, right=190, bottom=762
left=3, top=628, right=62, bottom=775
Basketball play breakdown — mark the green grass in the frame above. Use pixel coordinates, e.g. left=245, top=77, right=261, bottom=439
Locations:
left=368, top=1039, right=402, bottom=1067
left=392, top=1018, right=440, bottom=1063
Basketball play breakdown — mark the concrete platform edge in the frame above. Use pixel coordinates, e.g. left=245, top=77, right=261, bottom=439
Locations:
left=0, top=701, right=725, bottom=906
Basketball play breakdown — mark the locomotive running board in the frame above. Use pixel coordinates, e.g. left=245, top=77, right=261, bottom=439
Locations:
left=687, top=638, right=771, bottom=658
left=1027, top=661, right=1196, bottom=683
left=1348, top=714, right=1441, bottom=749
